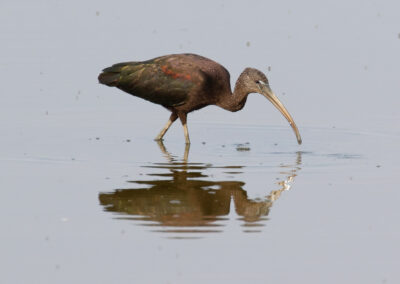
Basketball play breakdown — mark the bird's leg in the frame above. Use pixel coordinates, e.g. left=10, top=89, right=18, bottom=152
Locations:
left=155, top=113, right=178, bottom=141
left=178, top=113, right=190, bottom=144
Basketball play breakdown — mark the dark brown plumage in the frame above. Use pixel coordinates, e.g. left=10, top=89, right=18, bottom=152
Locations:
left=98, top=53, right=302, bottom=144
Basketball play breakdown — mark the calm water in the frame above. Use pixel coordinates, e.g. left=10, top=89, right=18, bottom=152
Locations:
left=2, top=0, right=400, bottom=283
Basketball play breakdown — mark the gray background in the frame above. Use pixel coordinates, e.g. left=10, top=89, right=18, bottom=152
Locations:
left=1, top=0, right=400, bottom=283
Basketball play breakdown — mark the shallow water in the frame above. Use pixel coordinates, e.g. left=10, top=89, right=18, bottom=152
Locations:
left=2, top=0, right=400, bottom=283
left=3, top=123, right=399, bottom=283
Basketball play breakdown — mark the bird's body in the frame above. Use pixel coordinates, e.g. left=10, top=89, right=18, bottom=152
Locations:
left=98, top=53, right=302, bottom=144
left=99, top=54, right=237, bottom=112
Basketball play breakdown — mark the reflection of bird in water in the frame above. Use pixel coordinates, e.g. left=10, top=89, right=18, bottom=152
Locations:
left=99, top=142, right=302, bottom=236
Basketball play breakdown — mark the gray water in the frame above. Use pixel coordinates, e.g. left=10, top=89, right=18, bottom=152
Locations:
left=1, top=0, right=400, bottom=283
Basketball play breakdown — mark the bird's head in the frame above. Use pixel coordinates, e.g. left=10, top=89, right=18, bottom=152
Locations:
left=240, top=68, right=302, bottom=145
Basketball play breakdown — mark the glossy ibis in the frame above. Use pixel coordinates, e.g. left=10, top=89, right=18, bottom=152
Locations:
left=98, top=53, right=302, bottom=144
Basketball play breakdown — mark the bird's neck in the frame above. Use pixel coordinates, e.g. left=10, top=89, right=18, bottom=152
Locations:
left=217, top=74, right=250, bottom=112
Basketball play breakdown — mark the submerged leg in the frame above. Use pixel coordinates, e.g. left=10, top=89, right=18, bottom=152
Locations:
left=178, top=113, right=190, bottom=144
left=155, top=140, right=174, bottom=162
left=183, top=143, right=190, bottom=162
left=156, top=139, right=190, bottom=163
left=155, top=113, right=178, bottom=141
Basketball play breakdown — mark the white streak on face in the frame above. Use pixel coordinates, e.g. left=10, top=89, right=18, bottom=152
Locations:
left=256, top=80, right=268, bottom=92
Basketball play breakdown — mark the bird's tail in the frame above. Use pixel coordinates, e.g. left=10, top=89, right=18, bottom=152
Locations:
left=98, top=72, right=120, bottom=86
left=98, top=62, right=132, bottom=86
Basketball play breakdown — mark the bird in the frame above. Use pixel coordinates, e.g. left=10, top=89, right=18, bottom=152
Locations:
left=98, top=53, right=302, bottom=144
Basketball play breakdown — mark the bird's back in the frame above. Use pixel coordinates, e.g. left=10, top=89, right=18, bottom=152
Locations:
left=98, top=54, right=231, bottom=108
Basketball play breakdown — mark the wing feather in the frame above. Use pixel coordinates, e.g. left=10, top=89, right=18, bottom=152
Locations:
left=99, top=56, right=200, bottom=107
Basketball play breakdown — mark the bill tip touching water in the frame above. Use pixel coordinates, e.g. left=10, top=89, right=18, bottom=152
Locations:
left=98, top=53, right=302, bottom=145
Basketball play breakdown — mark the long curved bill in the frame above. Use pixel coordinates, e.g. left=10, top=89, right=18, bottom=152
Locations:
left=259, top=82, right=302, bottom=145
